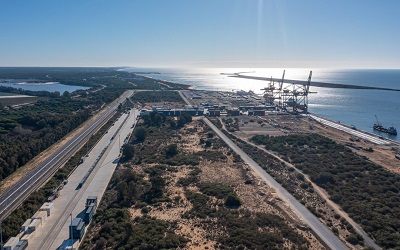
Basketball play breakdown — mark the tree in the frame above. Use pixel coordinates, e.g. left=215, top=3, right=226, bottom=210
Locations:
left=181, top=113, right=192, bottom=123
left=177, top=116, right=186, bottom=128
left=168, top=119, right=177, bottom=129
left=314, top=172, right=335, bottom=185
left=150, top=111, right=162, bottom=126
left=62, top=91, right=71, bottom=98
left=165, top=144, right=178, bottom=158
left=225, top=193, right=242, bottom=208
left=95, top=237, right=108, bottom=249
left=122, top=144, right=135, bottom=160
left=135, top=127, right=147, bottom=141
left=116, top=181, right=129, bottom=202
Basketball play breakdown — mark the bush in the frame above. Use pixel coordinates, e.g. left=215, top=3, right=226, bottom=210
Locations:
left=346, top=233, right=362, bottom=245
left=165, top=144, right=178, bottom=158
left=181, top=113, right=192, bottom=123
left=135, top=127, right=147, bottom=141
left=122, top=144, right=135, bottom=160
left=199, top=183, right=233, bottom=199
left=224, top=193, right=242, bottom=208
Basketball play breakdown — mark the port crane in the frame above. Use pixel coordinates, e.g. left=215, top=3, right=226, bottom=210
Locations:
left=223, top=70, right=313, bottom=113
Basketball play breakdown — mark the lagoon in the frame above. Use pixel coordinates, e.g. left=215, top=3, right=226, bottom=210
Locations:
left=0, top=82, right=90, bottom=93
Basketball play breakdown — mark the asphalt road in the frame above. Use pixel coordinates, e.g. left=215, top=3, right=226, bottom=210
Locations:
left=203, top=118, right=349, bottom=250
left=28, top=109, right=139, bottom=250
left=0, top=90, right=133, bottom=221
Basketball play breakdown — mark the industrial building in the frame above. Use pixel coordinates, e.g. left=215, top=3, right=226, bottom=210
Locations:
left=140, top=108, right=204, bottom=117
left=4, top=202, right=55, bottom=250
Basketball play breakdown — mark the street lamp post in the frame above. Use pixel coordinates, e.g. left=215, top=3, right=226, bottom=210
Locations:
left=0, top=220, right=3, bottom=250
left=70, top=214, right=73, bottom=244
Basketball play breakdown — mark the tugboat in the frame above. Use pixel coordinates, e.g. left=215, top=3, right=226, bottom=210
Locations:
left=373, top=115, right=397, bottom=135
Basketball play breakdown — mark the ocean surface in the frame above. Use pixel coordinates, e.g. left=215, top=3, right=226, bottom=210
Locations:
left=0, top=82, right=89, bottom=93
left=126, top=68, right=400, bottom=142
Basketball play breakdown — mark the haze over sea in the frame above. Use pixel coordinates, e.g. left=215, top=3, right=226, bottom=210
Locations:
left=126, top=68, right=400, bottom=142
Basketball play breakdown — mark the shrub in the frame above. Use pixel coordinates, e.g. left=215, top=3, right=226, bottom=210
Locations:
left=199, top=183, right=233, bottom=199
left=165, top=144, right=178, bottom=158
left=135, top=127, right=147, bottom=141
left=224, top=193, right=242, bottom=208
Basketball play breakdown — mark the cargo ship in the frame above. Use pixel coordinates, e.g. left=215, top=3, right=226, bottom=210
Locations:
left=373, top=115, right=397, bottom=135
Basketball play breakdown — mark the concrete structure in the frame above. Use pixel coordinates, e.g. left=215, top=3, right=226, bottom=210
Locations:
left=84, top=204, right=95, bottom=224
left=239, top=105, right=275, bottom=111
left=85, top=196, right=97, bottom=208
left=15, top=239, right=28, bottom=250
left=21, top=219, right=31, bottom=232
left=32, top=211, right=47, bottom=223
left=39, top=203, right=54, bottom=217
left=69, top=218, right=85, bottom=240
left=27, top=219, right=41, bottom=233
left=192, top=94, right=202, bottom=99
left=141, top=108, right=204, bottom=117
left=253, top=110, right=266, bottom=116
left=227, top=109, right=240, bottom=116
left=58, top=239, right=78, bottom=250
left=4, top=236, right=19, bottom=250
left=26, top=109, right=140, bottom=250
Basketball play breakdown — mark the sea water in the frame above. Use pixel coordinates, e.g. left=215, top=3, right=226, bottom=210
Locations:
left=126, top=68, right=400, bottom=141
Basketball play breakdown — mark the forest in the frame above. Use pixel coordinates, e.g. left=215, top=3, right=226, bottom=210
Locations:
left=0, top=67, right=189, bottom=89
left=129, top=90, right=185, bottom=103
left=0, top=67, right=188, bottom=181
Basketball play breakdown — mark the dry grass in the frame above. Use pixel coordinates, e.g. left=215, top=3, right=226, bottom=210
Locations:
left=128, top=119, right=324, bottom=249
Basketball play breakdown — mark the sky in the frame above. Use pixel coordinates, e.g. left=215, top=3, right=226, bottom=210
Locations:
left=1, top=0, right=400, bottom=68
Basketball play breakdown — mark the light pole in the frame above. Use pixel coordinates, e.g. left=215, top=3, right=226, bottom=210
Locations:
left=0, top=220, right=3, bottom=250
left=70, top=214, right=73, bottom=244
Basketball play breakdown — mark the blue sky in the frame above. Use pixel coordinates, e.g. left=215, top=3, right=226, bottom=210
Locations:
left=1, top=0, right=399, bottom=68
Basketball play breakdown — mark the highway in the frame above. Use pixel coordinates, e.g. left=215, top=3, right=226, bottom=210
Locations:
left=27, top=109, right=139, bottom=250
left=203, top=118, right=349, bottom=250
left=309, top=114, right=389, bottom=145
left=0, top=90, right=133, bottom=221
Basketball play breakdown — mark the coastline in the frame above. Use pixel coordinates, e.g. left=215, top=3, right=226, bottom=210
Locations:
left=133, top=74, right=194, bottom=90
left=308, top=113, right=399, bottom=146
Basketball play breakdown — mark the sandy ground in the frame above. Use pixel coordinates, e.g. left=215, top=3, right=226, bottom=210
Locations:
left=235, top=114, right=400, bottom=174
left=222, top=114, right=396, bottom=249
left=127, top=120, right=324, bottom=249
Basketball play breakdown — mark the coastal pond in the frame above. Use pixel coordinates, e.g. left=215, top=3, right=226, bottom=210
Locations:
left=0, top=82, right=90, bottom=93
